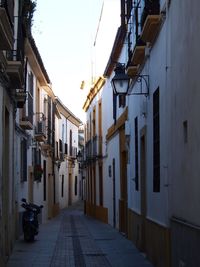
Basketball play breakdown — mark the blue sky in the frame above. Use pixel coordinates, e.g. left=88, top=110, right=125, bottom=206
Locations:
left=33, top=0, right=120, bottom=121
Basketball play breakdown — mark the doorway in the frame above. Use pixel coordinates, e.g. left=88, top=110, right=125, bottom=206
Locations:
left=140, top=128, right=147, bottom=252
left=119, top=127, right=128, bottom=234
left=68, top=173, right=72, bottom=205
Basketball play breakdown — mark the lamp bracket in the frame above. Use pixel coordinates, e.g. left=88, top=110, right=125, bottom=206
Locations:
left=128, top=75, right=149, bottom=96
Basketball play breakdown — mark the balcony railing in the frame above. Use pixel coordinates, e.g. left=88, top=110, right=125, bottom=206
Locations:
left=69, top=146, right=77, bottom=159
left=126, top=0, right=146, bottom=66
left=34, top=113, right=46, bottom=142
left=6, top=49, right=24, bottom=89
left=85, top=135, right=103, bottom=163
left=20, top=115, right=33, bottom=130
left=140, top=0, right=160, bottom=29
left=140, top=0, right=161, bottom=43
left=20, top=97, right=33, bottom=130
left=15, top=89, right=27, bottom=108
left=93, top=135, right=103, bottom=158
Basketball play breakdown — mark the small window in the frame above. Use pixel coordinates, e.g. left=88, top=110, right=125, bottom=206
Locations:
left=183, top=120, right=188, bottom=143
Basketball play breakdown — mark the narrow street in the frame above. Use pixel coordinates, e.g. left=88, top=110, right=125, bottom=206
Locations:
left=7, top=202, right=154, bottom=267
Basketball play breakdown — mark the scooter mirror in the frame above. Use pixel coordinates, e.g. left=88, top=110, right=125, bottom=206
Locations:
left=21, top=198, right=26, bottom=202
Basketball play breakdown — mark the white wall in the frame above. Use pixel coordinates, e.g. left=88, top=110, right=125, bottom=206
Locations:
left=104, top=135, right=120, bottom=228
left=169, top=0, right=200, bottom=225
left=127, top=15, right=170, bottom=226
left=57, top=111, right=80, bottom=209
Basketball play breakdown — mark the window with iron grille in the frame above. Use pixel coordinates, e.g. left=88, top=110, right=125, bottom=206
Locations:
left=134, top=116, right=139, bottom=191
left=59, top=139, right=63, bottom=152
left=153, top=88, right=160, bottom=192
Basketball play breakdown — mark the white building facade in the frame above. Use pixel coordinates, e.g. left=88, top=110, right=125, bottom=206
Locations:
left=56, top=98, right=82, bottom=209
left=83, top=0, right=200, bottom=266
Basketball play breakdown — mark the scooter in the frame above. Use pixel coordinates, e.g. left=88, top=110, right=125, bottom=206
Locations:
left=21, top=198, right=43, bottom=242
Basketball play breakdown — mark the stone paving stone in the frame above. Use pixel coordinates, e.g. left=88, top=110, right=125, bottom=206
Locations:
left=7, top=201, right=154, bottom=267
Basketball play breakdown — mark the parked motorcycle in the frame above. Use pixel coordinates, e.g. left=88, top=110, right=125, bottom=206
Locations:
left=21, top=198, right=43, bottom=242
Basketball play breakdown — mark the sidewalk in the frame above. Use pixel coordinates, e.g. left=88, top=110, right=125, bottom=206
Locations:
left=7, top=202, right=154, bottom=267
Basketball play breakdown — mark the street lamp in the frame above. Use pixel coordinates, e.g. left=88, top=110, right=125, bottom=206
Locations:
left=111, top=63, right=149, bottom=96
left=111, top=63, right=130, bottom=95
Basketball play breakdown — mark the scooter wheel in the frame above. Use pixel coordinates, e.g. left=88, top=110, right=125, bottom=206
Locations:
left=24, top=230, right=35, bottom=242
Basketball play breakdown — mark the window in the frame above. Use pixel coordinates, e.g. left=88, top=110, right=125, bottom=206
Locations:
left=47, top=96, right=52, bottom=144
left=27, top=72, right=33, bottom=124
left=65, top=143, right=68, bottom=155
left=183, top=120, right=188, bottom=143
left=134, top=117, right=139, bottom=190
left=69, top=130, right=72, bottom=156
left=93, top=107, right=96, bottom=137
left=153, top=88, right=160, bottom=192
left=59, top=139, right=63, bottom=152
left=33, top=148, right=42, bottom=181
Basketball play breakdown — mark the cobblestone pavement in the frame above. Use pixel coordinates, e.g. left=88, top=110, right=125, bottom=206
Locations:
left=7, top=202, right=154, bottom=267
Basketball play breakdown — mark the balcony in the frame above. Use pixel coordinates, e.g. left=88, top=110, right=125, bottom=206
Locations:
left=140, top=0, right=161, bottom=43
left=34, top=114, right=46, bottom=142
left=20, top=116, right=33, bottom=130
left=41, top=142, right=52, bottom=152
left=126, top=65, right=138, bottom=78
left=15, top=89, right=27, bottom=108
left=6, top=50, right=23, bottom=89
left=69, top=146, right=77, bottom=159
left=131, top=45, right=145, bottom=66
left=85, top=135, right=102, bottom=163
left=85, top=140, right=92, bottom=161
left=141, top=15, right=161, bottom=43
left=0, top=4, right=13, bottom=50
left=35, top=122, right=46, bottom=142
left=93, top=135, right=102, bottom=158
